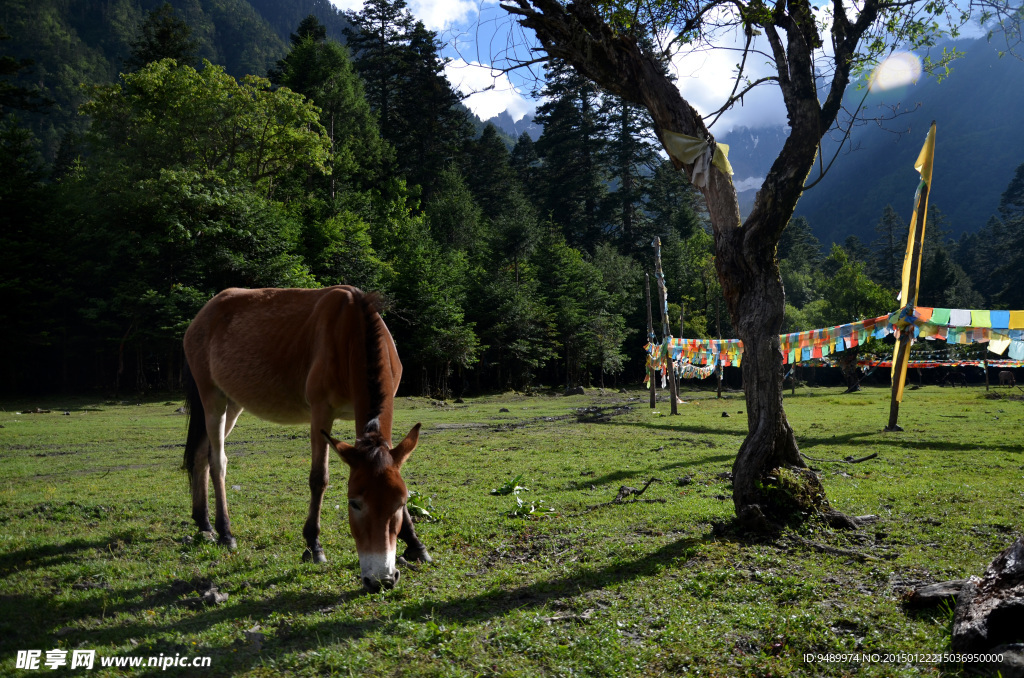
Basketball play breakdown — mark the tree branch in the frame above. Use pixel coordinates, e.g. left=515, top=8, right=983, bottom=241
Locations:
left=705, top=76, right=780, bottom=127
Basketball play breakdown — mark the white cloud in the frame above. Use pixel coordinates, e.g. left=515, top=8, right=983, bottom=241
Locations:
left=733, top=176, right=765, bottom=192
left=445, top=58, right=535, bottom=121
left=329, top=0, right=363, bottom=11
left=329, top=0, right=479, bottom=31
left=411, top=0, right=478, bottom=31
left=666, top=4, right=842, bottom=132
left=669, top=30, right=788, bottom=133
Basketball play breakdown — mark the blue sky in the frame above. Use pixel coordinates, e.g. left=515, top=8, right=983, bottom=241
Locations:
left=328, top=0, right=540, bottom=122
left=328, top=0, right=990, bottom=132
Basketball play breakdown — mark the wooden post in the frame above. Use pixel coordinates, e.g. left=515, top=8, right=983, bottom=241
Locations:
left=886, top=189, right=929, bottom=431
left=984, top=358, right=990, bottom=391
left=645, top=274, right=656, bottom=408
left=679, top=301, right=685, bottom=396
left=887, top=122, right=936, bottom=432
left=716, top=295, right=723, bottom=399
left=653, top=237, right=678, bottom=415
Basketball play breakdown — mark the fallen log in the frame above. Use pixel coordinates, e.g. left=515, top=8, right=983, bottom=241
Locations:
left=901, top=579, right=969, bottom=609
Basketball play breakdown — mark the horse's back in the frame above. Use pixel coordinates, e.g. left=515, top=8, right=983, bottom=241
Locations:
left=184, top=286, right=367, bottom=424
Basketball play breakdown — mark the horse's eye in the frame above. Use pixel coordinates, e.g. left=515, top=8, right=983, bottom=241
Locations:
left=348, top=499, right=363, bottom=511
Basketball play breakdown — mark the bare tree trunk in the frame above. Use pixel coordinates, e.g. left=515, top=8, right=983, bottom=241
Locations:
left=645, top=274, right=656, bottom=408
left=731, top=269, right=802, bottom=530
left=716, top=296, right=723, bottom=399
left=839, top=351, right=862, bottom=392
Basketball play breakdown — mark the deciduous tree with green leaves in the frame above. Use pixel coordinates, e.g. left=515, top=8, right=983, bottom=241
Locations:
left=83, top=59, right=330, bottom=199
left=67, top=58, right=331, bottom=389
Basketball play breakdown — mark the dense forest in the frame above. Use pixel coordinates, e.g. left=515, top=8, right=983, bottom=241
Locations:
left=1, top=0, right=1022, bottom=396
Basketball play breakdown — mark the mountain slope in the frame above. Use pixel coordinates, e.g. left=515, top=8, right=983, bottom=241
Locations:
left=3, top=0, right=294, bottom=158
left=719, top=36, right=1024, bottom=245
left=246, top=0, right=354, bottom=45
left=485, top=111, right=542, bottom=141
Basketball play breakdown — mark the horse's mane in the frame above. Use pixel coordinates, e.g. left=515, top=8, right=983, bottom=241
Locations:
left=360, top=291, right=387, bottom=435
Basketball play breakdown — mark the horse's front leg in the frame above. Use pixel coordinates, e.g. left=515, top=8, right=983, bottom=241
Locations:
left=398, top=506, right=432, bottom=565
left=302, top=409, right=332, bottom=563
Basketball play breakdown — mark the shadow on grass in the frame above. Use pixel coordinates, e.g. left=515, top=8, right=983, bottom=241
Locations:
left=566, top=468, right=644, bottom=489
left=317, top=531, right=722, bottom=636
left=567, top=453, right=737, bottom=490
left=0, top=587, right=364, bottom=677
left=660, top=454, right=735, bottom=470
left=798, top=430, right=1024, bottom=454
left=596, top=420, right=748, bottom=438
left=0, top=531, right=160, bottom=578
left=3, top=528, right=749, bottom=676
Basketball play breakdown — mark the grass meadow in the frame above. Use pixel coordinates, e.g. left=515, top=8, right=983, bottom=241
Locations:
left=1, top=383, right=1022, bottom=677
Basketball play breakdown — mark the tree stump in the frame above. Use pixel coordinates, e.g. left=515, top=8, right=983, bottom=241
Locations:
left=952, top=537, right=1024, bottom=669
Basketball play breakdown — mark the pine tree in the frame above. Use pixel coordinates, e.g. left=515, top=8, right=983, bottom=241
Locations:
left=490, top=185, right=540, bottom=285
left=778, top=217, right=823, bottom=271
left=534, top=60, right=608, bottom=251
left=989, top=163, right=1024, bottom=307
left=600, top=95, right=660, bottom=253
left=646, top=158, right=703, bottom=244
left=998, top=162, right=1024, bottom=225
left=464, top=123, right=517, bottom=221
left=344, top=0, right=415, bottom=146
left=290, top=15, right=327, bottom=44
left=870, top=204, right=906, bottom=290
left=395, top=21, right=473, bottom=197
left=345, top=1, right=471, bottom=196
left=915, top=206, right=982, bottom=309
left=510, top=132, right=540, bottom=193
left=270, top=16, right=390, bottom=199
left=124, top=3, right=200, bottom=72
left=425, top=165, right=483, bottom=256
left=469, top=268, right=555, bottom=391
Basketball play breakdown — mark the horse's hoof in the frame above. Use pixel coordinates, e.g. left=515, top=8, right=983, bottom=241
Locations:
left=302, top=548, right=327, bottom=564
left=218, top=535, right=237, bottom=550
left=199, top=531, right=216, bottom=543
left=402, top=547, right=433, bottom=564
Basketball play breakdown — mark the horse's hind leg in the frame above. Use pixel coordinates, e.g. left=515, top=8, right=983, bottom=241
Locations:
left=207, top=397, right=242, bottom=549
left=191, top=441, right=213, bottom=535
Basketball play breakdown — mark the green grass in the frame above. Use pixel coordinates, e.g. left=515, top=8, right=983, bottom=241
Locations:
left=1, top=384, right=1022, bottom=676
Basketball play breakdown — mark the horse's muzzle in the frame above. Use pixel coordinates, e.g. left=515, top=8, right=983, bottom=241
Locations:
left=362, top=569, right=399, bottom=593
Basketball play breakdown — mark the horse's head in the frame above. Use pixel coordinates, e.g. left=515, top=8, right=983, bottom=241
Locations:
left=321, top=420, right=420, bottom=592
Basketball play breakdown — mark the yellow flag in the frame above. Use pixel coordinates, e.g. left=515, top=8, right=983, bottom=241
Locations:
left=899, top=122, right=936, bottom=305
left=892, top=122, right=936, bottom=402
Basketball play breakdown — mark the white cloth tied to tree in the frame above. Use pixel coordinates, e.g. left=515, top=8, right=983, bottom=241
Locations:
left=662, top=130, right=733, bottom=188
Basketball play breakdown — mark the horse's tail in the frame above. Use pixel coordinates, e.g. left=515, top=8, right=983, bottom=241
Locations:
left=182, top=359, right=207, bottom=490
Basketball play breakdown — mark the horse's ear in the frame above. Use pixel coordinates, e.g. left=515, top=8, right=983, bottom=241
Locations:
left=321, top=429, right=357, bottom=466
left=390, top=423, right=421, bottom=468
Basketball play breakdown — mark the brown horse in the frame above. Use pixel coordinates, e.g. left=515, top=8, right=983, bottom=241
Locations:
left=999, top=370, right=1016, bottom=387
left=182, top=286, right=430, bottom=592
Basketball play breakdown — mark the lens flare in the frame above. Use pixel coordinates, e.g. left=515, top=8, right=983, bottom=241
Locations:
left=869, top=52, right=923, bottom=91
